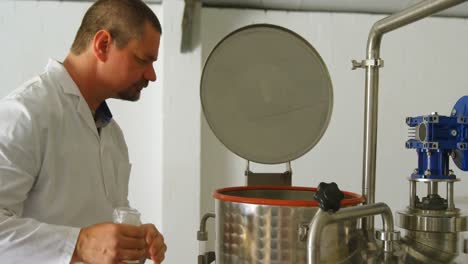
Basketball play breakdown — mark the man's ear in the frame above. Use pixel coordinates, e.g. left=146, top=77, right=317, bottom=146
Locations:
left=92, top=30, right=112, bottom=62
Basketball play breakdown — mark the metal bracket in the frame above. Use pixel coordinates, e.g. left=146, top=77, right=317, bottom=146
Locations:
left=422, top=141, right=439, bottom=150
left=423, top=115, right=439, bottom=123
left=198, top=251, right=215, bottom=264
left=245, top=161, right=292, bottom=186
left=351, top=58, right=384, bottom=70
left=181, top=0, right=201, bottom=53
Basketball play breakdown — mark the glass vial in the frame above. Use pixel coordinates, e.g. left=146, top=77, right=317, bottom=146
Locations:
left=113, top=207, right=142, bottom=263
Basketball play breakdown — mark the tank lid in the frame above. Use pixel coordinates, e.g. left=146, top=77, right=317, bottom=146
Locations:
left=200, top=24, right=333, bottom=164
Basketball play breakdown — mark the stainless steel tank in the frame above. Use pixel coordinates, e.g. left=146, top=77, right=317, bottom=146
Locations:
left=213, top=186, right=364, bottom=264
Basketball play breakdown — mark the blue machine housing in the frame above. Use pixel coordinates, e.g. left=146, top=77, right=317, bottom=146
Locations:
left=406, top=96, right=468, bottom=179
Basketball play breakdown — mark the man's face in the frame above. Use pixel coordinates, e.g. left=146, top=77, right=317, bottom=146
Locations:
left=104, top=22, right=161, bottom=101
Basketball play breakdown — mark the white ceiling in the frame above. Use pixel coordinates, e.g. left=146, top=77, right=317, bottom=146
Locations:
left=202, top=0, right=468, bottom=18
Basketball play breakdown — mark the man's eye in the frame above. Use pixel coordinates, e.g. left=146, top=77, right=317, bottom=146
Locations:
left=136, top=57, right=147, bottom=64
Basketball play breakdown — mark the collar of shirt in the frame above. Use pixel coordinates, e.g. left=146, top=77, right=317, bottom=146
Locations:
left=94, top=101, right=113, bottom=129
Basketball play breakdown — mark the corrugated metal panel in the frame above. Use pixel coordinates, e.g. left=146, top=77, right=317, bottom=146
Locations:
left=202, top=0, right=468, bottom=18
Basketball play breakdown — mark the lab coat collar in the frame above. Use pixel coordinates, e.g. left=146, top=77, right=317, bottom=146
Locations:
left=46, top=59, right=82, bottom=97
left=46, top=59, right=113, bottom=136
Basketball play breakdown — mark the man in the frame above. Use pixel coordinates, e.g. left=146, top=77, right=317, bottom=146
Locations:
left=0, top=0, right=166, bottom=263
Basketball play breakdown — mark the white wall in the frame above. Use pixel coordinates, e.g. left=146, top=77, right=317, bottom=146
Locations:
left=161, top=1, right=202, bottom=263
left=200, top=7, right=468, bottom=250
left=0, top=1, right=164, bottom=260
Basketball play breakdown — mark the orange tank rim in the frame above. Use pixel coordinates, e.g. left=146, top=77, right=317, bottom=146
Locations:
left=213, top=185, right=364, bottom=207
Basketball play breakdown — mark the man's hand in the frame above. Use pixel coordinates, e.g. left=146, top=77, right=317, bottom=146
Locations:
left=71, top=222, right=147, bottom=264
left=141, top=224, right=166, bottom=264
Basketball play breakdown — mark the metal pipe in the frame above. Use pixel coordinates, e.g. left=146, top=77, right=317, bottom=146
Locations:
left=448, top=181, right=455, bottom=210
left=197, top=213, right=215, bottom=241
left=197, top=213, right=216, bottom=264
left=428, top=181, right=438, bottom=195
left=410, top=180, right=416, bottom=209
left=361, top=0, right=468, bottom=231
left=307, top=202, right=394, bottom=264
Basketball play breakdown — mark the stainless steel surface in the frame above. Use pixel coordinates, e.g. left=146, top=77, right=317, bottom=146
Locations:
left=409, top=178, right=460, bottom=183
left=427, top=181, right=438, bottom=195
left=396, top=208, right=468, bottom=232
left=359, top=0, right=468, bottom=231
left=448, top=181, right=455, bottom=210
left=308, top=203, right=395, bottom=264
left=400, top=231, right=460, bottom=263
left=410, top=180, right=416, bottom=209
left=395, top=175, right=468, bottom=263
left=201, top=24, right=333, bottom=164
left=400, top=178, right=466, bottom=232
left=214, top=188, right=362, bottom=264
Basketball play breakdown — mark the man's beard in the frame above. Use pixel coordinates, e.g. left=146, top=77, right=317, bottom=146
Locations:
left=118, top=80, right=148, bottom=101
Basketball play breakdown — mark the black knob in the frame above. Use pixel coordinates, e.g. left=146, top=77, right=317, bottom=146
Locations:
left=314, top=182, right=345, bottom=213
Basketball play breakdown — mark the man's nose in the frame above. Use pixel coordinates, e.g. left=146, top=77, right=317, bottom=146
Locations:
left=145, top=64, right=157, bottom=82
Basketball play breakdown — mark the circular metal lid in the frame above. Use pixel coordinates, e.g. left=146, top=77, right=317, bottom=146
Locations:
left=201, top=24, right=333, bottom=164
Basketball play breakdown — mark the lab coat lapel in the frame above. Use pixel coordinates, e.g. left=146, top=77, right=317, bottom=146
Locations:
left=77, top=98, right=100, bottom=139
left=46, top=60, right=100, bottom=139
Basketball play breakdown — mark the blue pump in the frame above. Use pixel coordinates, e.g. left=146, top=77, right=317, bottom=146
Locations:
left=406, top=96, right=468, bottom=179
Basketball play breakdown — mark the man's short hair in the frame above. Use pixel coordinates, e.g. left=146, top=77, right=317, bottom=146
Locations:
left=70, top=0, right=162, bottom=55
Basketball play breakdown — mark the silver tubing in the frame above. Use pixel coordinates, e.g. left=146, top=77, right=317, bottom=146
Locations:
left=307, top=203, right=394, bottom=264
left=448, top=181, right=455, bottom=210
left=410, top=180, right=416, bottom=209
left=428, top=181, right=438, bottom=195
left=361, top=0, right=468, bottom=231
left=197, top=213, right=215, bottom=241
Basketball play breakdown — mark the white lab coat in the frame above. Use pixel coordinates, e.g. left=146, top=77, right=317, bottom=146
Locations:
left=0, top=60, right=132, bottom=263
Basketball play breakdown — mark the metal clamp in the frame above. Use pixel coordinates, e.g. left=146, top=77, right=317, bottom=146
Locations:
left=351, top=58, right=384, bottom=70
left=422, top=141, right=439, bottom=150
left=375, top=229, right=401, bottom=242
left=245, top=160, right=292, bottom=186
